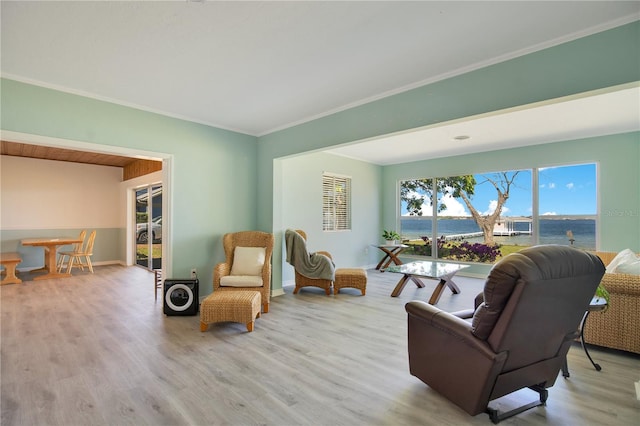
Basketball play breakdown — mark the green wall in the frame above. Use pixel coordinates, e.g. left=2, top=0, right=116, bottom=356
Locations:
left=1, top=21, right=638, bottom=296
left=280, top=152, right=381, bottom=288
left=1, top=79, right=258, bottom=295
left=382, top=133, right=640, bottom=252
left=260, top=21, right=640, bottom=289
left=1, top=228, right=122, bottom=269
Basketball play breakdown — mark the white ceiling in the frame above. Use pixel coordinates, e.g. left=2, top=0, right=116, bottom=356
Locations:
left=1, top=1, right=639, bottom=164
left=327, top=84, right=640, bottom=165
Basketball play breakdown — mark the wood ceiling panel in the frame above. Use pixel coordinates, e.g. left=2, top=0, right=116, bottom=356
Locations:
left=2, top=140, right=140, bottom=168
left=1, top=140, right=162, bottom=180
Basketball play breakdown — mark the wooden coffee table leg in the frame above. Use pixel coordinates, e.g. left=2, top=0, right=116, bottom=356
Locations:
left=410, top=276, right=425, bottom=288
left=443, top=276, right=461, bottom=294
left=391, top=275, right=424, bottom=297
left=391, top=275, right=410, bottom=297
left=429, top=274, right=462, bottom=304
left=428, top=279, right=447, bottom=305
left=442, top=269, right=462, bottom=294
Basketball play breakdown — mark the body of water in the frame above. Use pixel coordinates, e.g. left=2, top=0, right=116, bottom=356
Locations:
left=400, top=218, right=596, bottom=249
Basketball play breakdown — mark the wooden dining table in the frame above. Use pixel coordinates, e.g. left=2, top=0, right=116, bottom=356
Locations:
left=21, top=237, right=83, bottom=280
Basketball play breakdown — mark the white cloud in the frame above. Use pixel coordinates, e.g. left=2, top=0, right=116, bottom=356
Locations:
left=482, top=200, right=509, bottom=216
left=566, top=182, right=574, bottom=190
left=549, top=183, right=556, bottom=189
left=420, top=193, right=469, bottom=216
left=441, top=195, right=469, bottom=216
left=542, top=211, right=557, bottom=215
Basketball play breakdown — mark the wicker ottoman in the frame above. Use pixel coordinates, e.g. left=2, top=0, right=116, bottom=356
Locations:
left=200, top=291, right=261, bottom=332
left=334, top=268, right=367, bottom=296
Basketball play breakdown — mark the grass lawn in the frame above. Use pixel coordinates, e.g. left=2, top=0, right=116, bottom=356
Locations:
left=136, top=244, right=162, bottom=259
left=497, top=244, right=528, bottom=258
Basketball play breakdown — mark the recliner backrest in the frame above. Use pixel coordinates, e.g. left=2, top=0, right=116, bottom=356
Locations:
left=471, top=245, right=605, bottom=371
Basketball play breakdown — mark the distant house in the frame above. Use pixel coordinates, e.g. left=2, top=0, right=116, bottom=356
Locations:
left=493, top=217, right=532, bottom=236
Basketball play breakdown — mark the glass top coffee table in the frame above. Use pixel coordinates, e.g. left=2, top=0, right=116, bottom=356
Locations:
left=384, top=260, right=470, bottom=304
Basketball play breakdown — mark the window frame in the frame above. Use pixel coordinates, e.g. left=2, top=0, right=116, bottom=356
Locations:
left=397, top=162, right=598, bottom=260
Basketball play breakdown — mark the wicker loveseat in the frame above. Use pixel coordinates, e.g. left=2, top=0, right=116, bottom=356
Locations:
left=583, top=251, right=640, bottom=354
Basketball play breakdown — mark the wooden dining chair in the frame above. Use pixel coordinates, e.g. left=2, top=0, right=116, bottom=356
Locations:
left=57, top=230, right=86, bottom=273
left=66, top=230, right=96, bottom=273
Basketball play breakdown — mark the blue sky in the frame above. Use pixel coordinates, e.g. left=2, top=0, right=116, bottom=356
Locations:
left=401, top=163, right=597, bottom=217
left=538, top=163, right=597, bottom=215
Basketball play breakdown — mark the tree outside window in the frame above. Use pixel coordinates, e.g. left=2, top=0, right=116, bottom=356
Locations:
left=398, top=164, right=596, bottom=263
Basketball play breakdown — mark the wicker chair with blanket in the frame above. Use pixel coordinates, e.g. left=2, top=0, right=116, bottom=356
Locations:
left=286, top=229, right=335, bottom=295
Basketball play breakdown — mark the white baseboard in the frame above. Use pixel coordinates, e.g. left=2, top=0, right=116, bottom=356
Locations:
left=271, top=279, right=296, bottom=297
left=93, top=260, right=126, bottom=267
left=16, top=259, right=124, bottom=272
left=271, top=287, right=286, bottom=297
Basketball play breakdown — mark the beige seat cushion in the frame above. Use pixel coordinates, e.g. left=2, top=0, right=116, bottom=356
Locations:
left=220, top=275, right=263, bottom=287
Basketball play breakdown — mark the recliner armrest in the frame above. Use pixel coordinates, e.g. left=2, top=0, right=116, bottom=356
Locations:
left=450, top=309, right=475, bottom=319
left=405, top=300, right=508, bottom=416
left=406, top=301, right=499, bottom=361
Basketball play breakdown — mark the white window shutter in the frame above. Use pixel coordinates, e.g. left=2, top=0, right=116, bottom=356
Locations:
left=323, top=173, right=351, bottom=231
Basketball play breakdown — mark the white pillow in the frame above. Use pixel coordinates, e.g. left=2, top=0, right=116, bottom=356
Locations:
left=615, top=260, right=640, bottom=275
left=605, top=249, right=637, bottom=273
left=230, top=247, right=265, bottom=276
left=611, top=249, right=640, bottom=275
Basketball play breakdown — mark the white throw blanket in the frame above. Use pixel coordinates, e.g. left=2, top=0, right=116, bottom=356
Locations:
left=285, top=229, right=335, bottom=281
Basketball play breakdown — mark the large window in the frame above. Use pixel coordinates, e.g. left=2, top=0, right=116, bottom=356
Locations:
left=323, top=173, right=351, bottom=231
left=399, top=163, right=596, bottom=263
left=538, top=163, right=596, bottom=249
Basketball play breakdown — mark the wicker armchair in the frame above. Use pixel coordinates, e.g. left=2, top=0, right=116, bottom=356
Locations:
left=292, top=229, right=333, bottom=295
left=583, top=251, right=640, bottom=354
left=213, top=231, right=274, bottom=313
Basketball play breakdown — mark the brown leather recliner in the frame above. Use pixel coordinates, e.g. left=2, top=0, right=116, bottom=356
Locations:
left=405, top=245, right=605, bottom=423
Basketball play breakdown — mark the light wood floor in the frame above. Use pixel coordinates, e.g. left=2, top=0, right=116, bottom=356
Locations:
left=1, top=265, right=639, bottom=425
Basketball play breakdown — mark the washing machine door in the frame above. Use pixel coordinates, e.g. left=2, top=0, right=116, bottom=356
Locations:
left=165, top=283, right=194, bottom=312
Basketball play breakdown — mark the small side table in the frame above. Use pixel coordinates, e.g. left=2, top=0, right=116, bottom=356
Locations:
left=562, top=296, right=607, bottom=378
left=372, top=244, right=408, bottom=271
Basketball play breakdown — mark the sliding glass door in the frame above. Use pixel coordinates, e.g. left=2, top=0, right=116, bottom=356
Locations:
left=135, top=184, right=163, bottom=270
